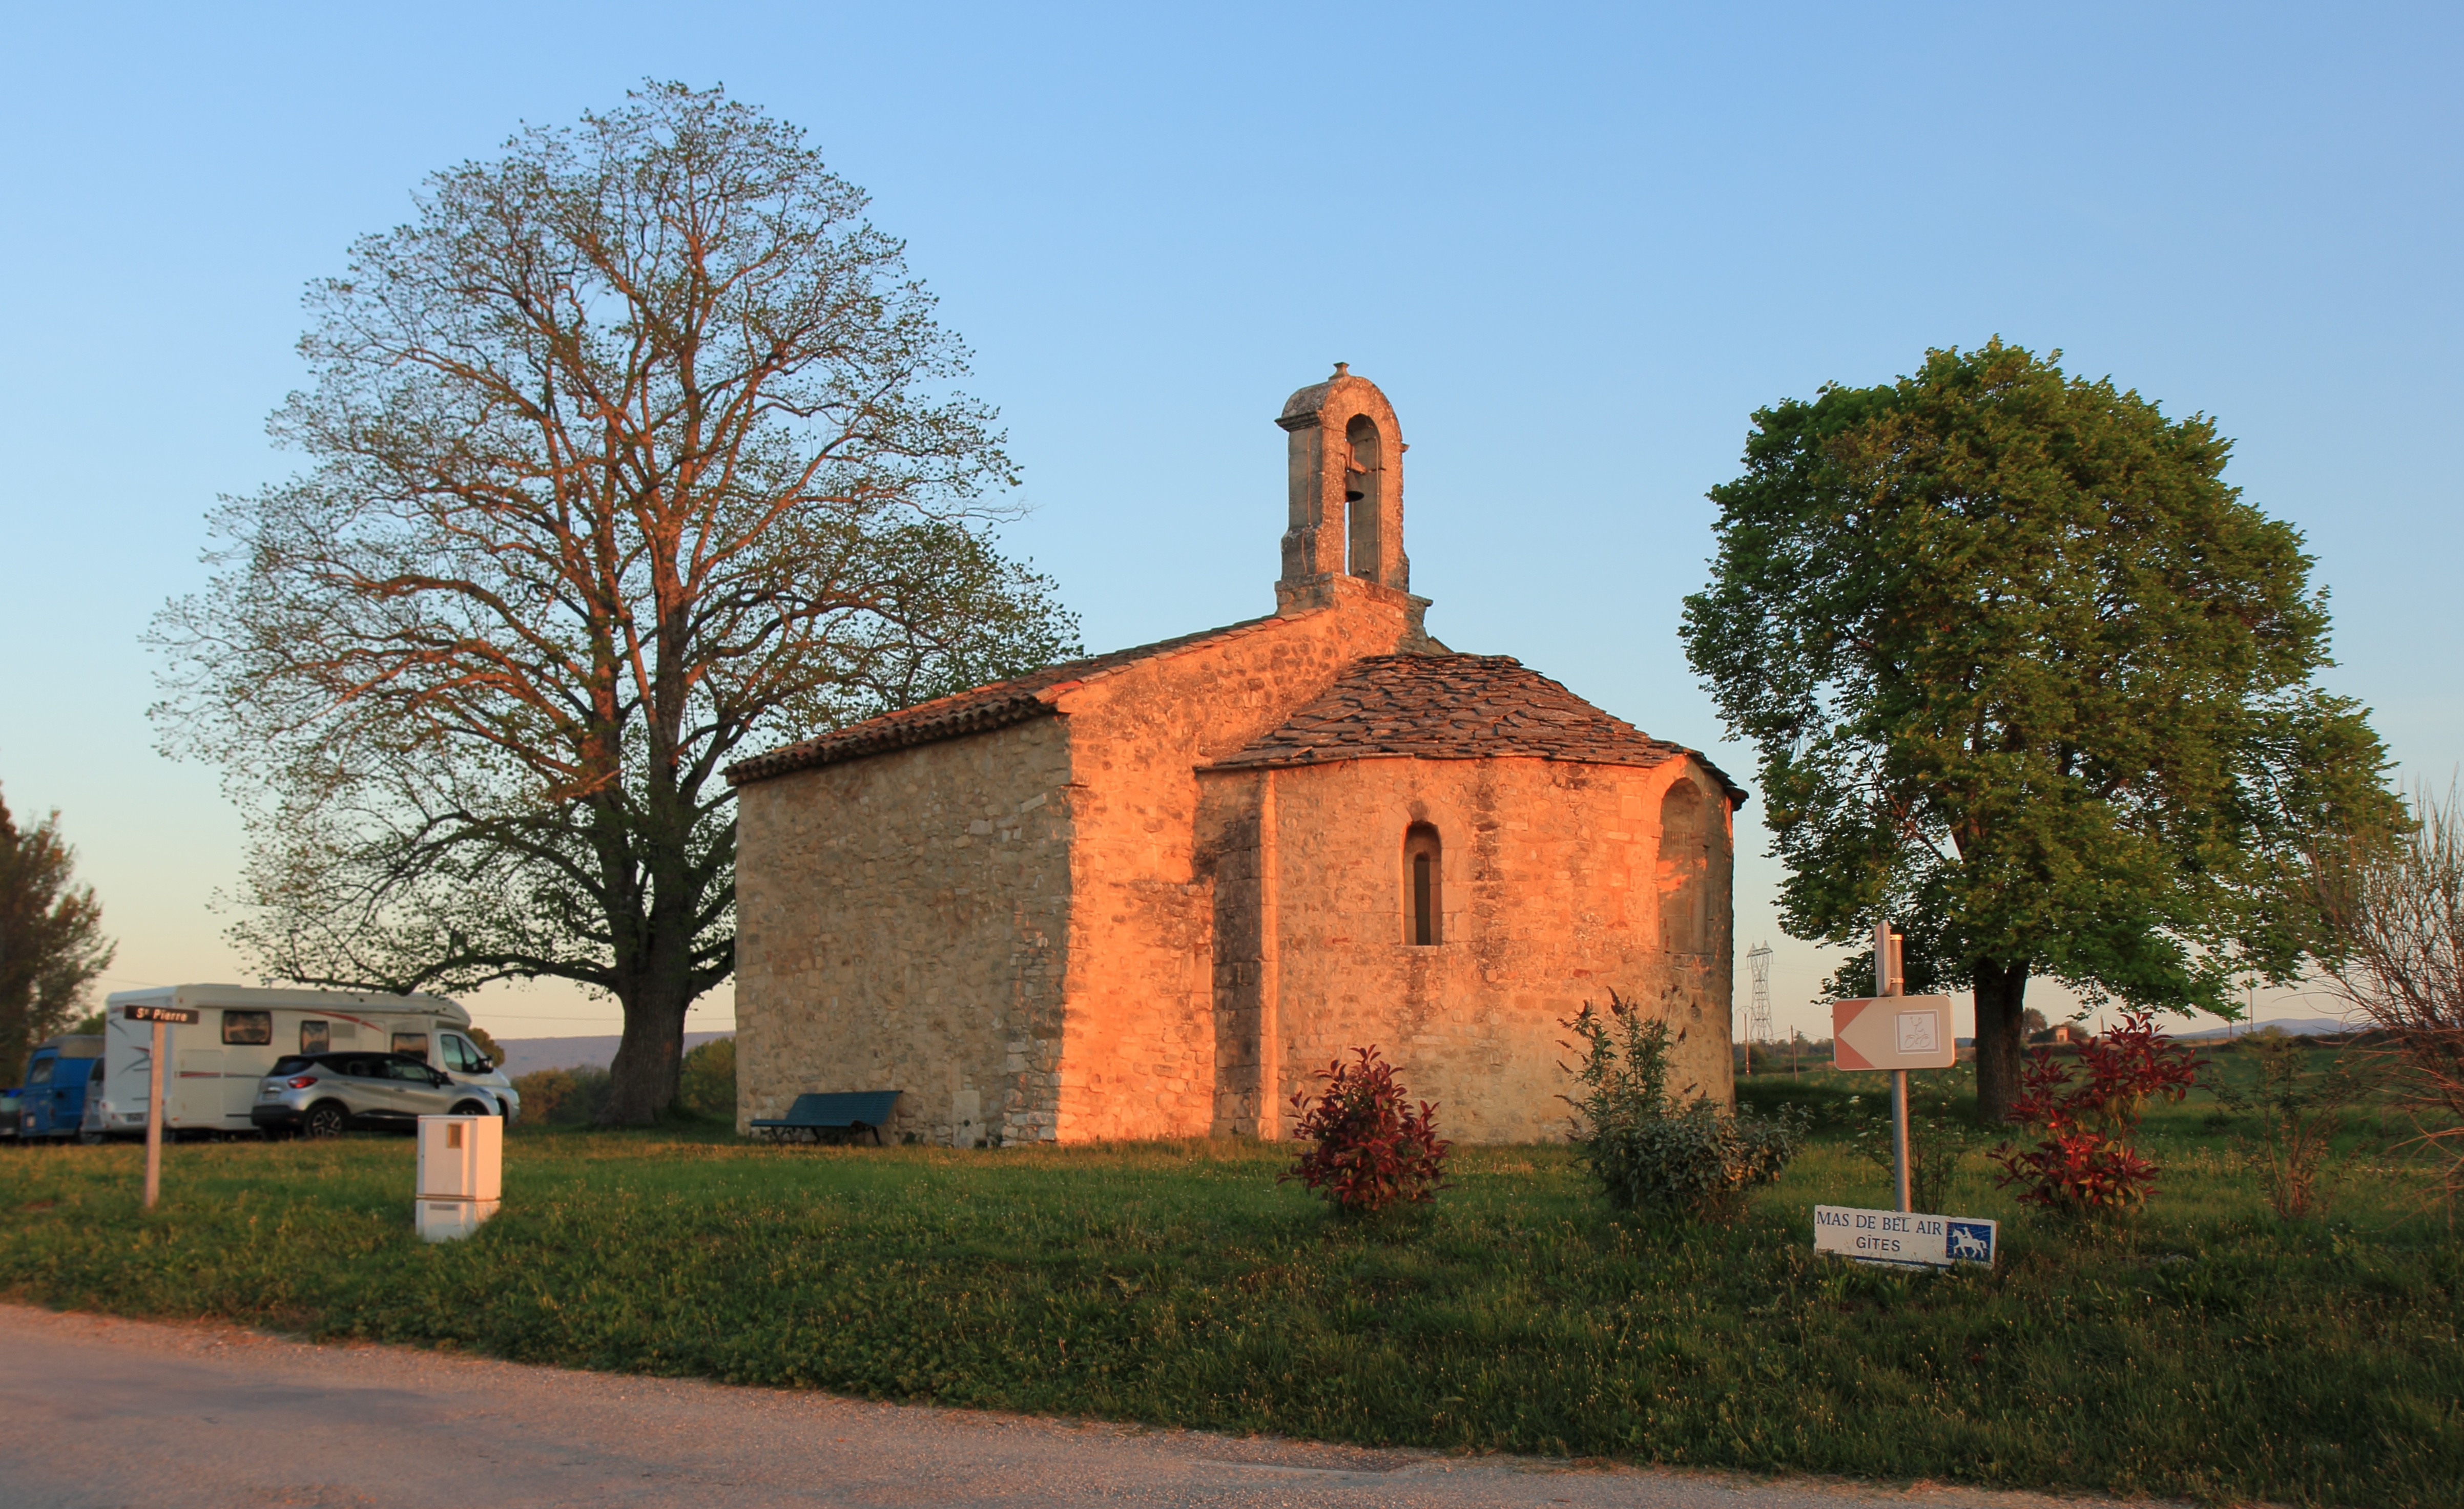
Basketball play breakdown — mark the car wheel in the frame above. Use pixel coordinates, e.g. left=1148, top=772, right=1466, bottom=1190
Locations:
left=302, top=1102, right=349, bottom=1139
left=450, top=1101, right=489, bottom=1117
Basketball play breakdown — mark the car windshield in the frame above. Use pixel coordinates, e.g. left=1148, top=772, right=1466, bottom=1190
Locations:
left=270, top=1057, right=316, bottom=1076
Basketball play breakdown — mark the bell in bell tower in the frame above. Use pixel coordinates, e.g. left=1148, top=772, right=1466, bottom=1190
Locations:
left=1344, top=413, right=1383, bottom=577
left=1274, top=363, right=1411, bottom=612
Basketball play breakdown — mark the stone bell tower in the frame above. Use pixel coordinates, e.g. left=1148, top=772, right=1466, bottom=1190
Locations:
left=1274, top=364, right=1413, bottom=614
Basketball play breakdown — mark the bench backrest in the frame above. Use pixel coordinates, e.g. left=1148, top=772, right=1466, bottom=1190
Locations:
left=785, top=1090, right=902, bottom=1126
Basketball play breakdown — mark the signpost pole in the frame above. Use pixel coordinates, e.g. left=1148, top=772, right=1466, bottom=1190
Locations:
left=1824, top=956, right=1959, bottom=1261
left=143, top=1017, right=165, bottom=1212
left=1877, top=918, right=1911, bottom=1213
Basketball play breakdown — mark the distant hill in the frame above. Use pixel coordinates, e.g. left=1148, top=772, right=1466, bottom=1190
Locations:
left=2177, top=1015, right=2355, bottom=1041
left=493, top=1032, right=732, bottom=1078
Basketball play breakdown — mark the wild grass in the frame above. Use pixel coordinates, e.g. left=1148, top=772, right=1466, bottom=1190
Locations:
left=0, top=1061, right=2457, bottom=1507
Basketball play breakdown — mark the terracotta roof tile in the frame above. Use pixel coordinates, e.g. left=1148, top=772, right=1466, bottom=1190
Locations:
left=724, top=616, right=1277, bottom=786
left=1203, top=654, right=1748, bottom=803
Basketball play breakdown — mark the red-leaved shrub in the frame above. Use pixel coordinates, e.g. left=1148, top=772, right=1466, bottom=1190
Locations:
left=1990, top=1010, right=2203, bottom=1215
left=1282, top=1045, right=1452, bottom=1214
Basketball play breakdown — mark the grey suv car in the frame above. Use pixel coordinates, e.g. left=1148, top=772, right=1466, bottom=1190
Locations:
left=252, top=1051, right=505, bottom=1138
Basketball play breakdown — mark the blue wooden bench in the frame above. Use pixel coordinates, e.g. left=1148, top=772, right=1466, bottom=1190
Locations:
left=750, top=1091, right=902, bottom=1146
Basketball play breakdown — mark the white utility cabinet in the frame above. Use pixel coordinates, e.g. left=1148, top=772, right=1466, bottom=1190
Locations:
left=415, top=1114, right=502, bottom=1242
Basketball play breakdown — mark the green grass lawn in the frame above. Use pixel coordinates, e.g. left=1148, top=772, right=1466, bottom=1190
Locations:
left=2, top=1062, right=2458, bottom=1508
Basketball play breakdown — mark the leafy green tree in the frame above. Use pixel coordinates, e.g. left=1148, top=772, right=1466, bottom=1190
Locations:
left=0, top=788, right=115, bottom=1078
left=151, top=83, right=1079, bottom=1125
left=464, top=1025, right=507, bottom=1067
left=676, top=1035, right=736, bottom=1120
left=1682, top=341, right=2402, bottom=1121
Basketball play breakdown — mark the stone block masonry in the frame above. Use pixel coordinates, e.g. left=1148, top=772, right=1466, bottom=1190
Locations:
left=1232, top=754, right=1734, bottom=1143
left=733, top=716, right=1074, bottom=1147
left=727, top=367, right=1745, bottom=1145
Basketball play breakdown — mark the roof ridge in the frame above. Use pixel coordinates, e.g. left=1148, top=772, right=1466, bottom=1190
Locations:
left=1200, top=652, right=1747, bottom=802
left=726, top=611, right=1290, bottom=786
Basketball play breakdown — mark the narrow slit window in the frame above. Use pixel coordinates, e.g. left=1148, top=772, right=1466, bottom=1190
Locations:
left=1403, top=822, right=1443, bottom=945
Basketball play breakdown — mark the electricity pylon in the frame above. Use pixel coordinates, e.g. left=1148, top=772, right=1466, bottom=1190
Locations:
left=1745, top=941, right=1774, bottom=1066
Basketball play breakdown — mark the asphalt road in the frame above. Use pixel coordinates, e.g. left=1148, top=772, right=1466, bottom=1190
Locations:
left=0, top=1305, right=2129, bottom=1509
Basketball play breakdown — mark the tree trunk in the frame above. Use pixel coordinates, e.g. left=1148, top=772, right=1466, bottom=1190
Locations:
left=1973, top=958, right=2031, bottom=1125
left=601, top=982, right=690, bottom=1126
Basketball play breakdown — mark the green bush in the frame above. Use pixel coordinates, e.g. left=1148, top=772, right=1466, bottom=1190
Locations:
left=678, top=1036, right=736, bottom=1120
left=510, top=1065, right=611, bottom=1127
left=1563, top=993, right=1808, bottom=1219
left=2202, top=1031, right=2373, bottom=1220
left=514, top=1039, right=734, bottom=1128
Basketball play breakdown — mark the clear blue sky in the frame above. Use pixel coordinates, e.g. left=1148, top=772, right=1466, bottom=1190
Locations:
left=3, top=3, right=2456, bottom=1041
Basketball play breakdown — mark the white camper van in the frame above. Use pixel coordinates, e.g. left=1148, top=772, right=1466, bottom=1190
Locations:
left=92, top=985, right=520, bottom=1139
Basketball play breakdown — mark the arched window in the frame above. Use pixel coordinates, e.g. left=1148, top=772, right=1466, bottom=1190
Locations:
left=1344, top=414, right=1382, bottom=579
left=1659, top=782, right=1708, bottom=955
left=1403, top=822, right=1443, bottom=946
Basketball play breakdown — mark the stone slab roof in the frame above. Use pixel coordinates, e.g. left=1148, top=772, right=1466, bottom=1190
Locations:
left=1202, top=654, right=1748, bottom=803
left=724, top=616, right=1278, bottom=786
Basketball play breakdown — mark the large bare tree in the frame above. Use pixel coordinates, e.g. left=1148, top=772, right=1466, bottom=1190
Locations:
left=152, top=83, right=1079, bottom=1122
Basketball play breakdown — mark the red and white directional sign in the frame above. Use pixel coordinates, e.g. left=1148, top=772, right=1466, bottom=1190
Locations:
left=1831, top=993, right=1957, bottom=1071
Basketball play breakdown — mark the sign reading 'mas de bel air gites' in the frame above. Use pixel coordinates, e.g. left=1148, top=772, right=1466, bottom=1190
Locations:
left=1814, top=1205, right=1997, bottom=1268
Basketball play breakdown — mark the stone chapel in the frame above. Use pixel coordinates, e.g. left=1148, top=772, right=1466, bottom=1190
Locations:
left=726, top=368, right=1745, bottom=1145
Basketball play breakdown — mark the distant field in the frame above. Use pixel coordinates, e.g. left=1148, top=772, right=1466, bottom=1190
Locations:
left=0, top=1054, right=2457, bottom=1507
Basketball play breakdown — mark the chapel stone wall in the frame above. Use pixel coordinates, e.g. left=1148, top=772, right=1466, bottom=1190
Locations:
left=1220, top=754, right=1734, bottom=1144
left=1048, top=578, right=1423, bottom=1141
left=732, top=716, right=1075, bottom=1146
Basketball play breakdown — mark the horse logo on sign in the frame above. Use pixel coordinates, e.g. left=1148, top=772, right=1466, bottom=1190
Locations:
left=1946, top=1221, right=1994, bottom=1263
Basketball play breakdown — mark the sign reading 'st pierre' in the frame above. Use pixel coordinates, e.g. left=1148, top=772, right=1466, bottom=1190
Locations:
left=1814, top=1205, right=1997, bottom=1268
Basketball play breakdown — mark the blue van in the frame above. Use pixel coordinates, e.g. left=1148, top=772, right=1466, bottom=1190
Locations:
left=17, top=1036, right=105, bottom=1140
